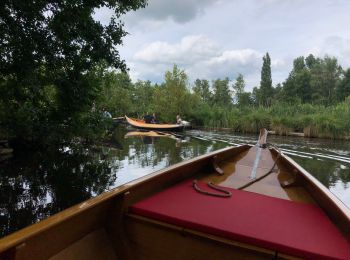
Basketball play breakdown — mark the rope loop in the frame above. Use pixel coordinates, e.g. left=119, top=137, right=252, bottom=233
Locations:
left=193, top=180, right=232, bottom=198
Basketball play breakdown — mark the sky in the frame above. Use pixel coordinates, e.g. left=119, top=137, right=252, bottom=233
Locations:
left=94, top=0, right=350, bottom=91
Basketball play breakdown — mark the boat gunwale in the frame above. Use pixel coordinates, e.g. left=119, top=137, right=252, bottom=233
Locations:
left=274, top=148, right=350, bottom=222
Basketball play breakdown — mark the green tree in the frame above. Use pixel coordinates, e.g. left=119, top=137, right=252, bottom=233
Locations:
left=98, top=71, right=134, bottom=117
left=0, top=0, right=146, bottom=145
left=260, top=52, right=273, bottom=106
left=233, top=74, right=251, bottom=106
left=305, top=54, right=317, bottom=69
left=237, top=92, right=253, bottom=107
left=309, top=56, right=342, bottom=105
left=212, top=78, right=232, bottom=107
left=153, top=65, right=191, bottom=122
left=132, top=80, right=155, bottom=117
left=336, top=68, right=350, bottom=102
left=233, top=73, right=245, bottom=95
left=252, top=86, right=262, bottom=106
left=193, top=79, right=212, bottom=103
left=281, top=57, right=311, bottom=103
left=273, top=83, right=283, bottom=101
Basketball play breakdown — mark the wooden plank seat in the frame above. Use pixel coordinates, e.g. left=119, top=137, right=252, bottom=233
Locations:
left=129, top=180, right=350, bottom=259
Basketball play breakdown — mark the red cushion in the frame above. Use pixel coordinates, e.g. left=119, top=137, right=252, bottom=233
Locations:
left=130, top=180, right=350, bottom=259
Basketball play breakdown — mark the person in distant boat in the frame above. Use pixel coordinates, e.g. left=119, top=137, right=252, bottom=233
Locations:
left=91, top=101, right=96, bottom=112
left=176, top=115, right=182, bottom=125
left=102, top=108, right=112, bottom=118
left=151, top=113, right=158, bottom=124
left=144, top=113, right=153, bottom=123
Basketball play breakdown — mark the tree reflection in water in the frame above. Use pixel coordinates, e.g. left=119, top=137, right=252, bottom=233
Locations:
left=0, top=144, right=119, bottom=237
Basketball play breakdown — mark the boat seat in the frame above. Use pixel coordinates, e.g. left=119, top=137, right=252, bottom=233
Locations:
left=130, top=180, right=350, bottom=260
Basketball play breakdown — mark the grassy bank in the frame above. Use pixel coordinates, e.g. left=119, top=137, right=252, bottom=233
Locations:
left=192, top=97, right=350, bottom=139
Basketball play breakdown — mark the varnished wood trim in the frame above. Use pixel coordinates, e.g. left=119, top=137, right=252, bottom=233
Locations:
left=106, top=192, right=132, bottom=260
left=272, top=148, right=350, bottom=239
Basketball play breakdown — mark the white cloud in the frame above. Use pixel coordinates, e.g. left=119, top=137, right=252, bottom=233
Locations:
left=271, top=58, right=286, bottom=68
left=134, top=35, right=219, bottom=64
left=207, top=49, right=261, bottom=66
left=130, top=35, right=287, bottom=90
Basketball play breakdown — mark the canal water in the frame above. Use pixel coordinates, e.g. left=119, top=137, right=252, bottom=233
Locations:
left=0, top=125, right=349, bottom=237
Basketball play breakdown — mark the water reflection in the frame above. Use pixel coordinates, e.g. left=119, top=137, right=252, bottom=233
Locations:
left=0, top=144, right=119, bottom=237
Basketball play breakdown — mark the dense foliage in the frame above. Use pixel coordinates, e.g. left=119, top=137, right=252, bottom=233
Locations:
left=0, top=0, right=146, bottom=146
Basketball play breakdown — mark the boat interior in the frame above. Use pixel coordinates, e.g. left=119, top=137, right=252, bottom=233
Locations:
left=1, top=130, right=349, bottom=260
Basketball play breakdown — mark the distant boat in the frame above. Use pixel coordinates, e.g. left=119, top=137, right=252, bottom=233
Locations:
left=0, top=129, right=349, bottom=259
left=125, top=116, right=184, bottom=132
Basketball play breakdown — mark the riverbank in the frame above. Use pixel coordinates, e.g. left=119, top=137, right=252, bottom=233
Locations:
left=191, top=98, right=350, bottom=140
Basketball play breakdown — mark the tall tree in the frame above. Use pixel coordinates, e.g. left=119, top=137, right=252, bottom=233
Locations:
left=193, top=79, right=212, bottom=103
left=212, top=78, right=232, bottom=107
left=233, top=74, right=251, bottom=106
left=153, top=65, right=191, bottom=122
left=0, top=0, right=146, bottom=144
left=233, top=73, right=245, bottom=95
left=260, top=52, right=273, bottom=106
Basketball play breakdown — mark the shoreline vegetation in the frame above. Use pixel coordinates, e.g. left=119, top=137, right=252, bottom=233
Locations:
left=190, top=100, right=350, bottom=140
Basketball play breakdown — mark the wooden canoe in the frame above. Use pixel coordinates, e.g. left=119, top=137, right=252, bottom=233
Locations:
left=125, top=116, right=184, bottom=132
left=0, top=129, right=349, bottom=260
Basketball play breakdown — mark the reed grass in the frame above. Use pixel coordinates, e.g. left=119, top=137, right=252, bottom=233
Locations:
left=194, top=99, right=350, bottom=139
